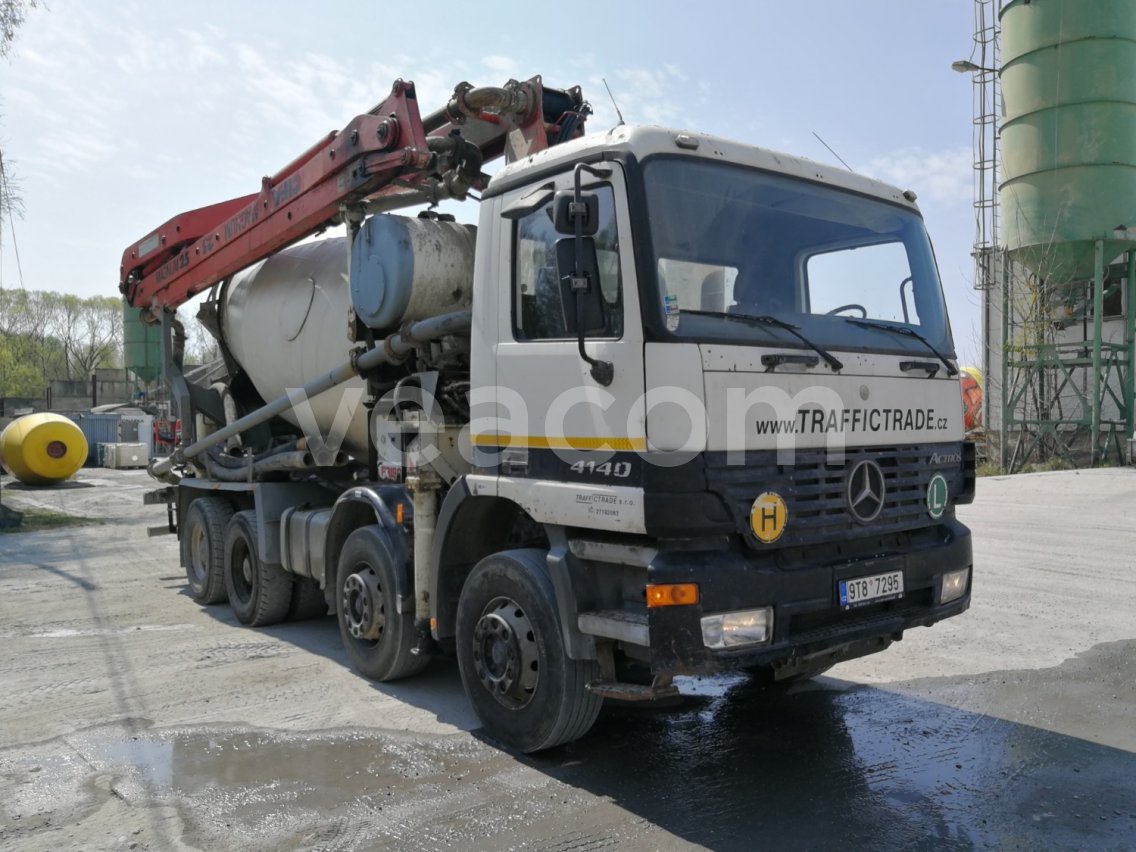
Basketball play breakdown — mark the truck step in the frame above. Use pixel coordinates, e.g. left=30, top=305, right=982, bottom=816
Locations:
left=577, top=609, right=648, bottom=647
left=587, top=677, right=680, bottom=703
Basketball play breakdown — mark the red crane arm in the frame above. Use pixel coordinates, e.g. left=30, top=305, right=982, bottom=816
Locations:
left=120, top=76, right=587, bottom=313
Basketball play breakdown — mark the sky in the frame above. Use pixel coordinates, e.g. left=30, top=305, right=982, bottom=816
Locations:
left=0, top=1, right=985, bottom=363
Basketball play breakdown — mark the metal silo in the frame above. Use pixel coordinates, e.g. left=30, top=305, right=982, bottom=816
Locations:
left=999, top=0, right=1136, bottom=279
left=999, top=0, right=1136, bottom=277
left=996, top=0, right=1136, bottom=469
left=122, top=299, right=162, bottom=383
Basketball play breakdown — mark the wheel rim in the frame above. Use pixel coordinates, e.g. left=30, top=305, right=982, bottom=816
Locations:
left=342, top=564, right=385, bottom=641
left=230, top=540, right=253, bottom=604
left=188, top=525, right=207, bottom=586
left=471, top=596, right=539, bottom=709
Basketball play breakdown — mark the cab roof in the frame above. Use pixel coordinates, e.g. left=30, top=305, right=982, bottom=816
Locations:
left=490, top=124, right=920, bottom=211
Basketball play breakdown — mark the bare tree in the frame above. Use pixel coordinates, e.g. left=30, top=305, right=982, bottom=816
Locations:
left=0, top=147, right=23, bottom=230
left=0, top=0, right=40, bottom=59
left=52, top=294, right=122, bottom=378
left=1, top=2, right=43, bottom=243
left=182, top=311, right=221, bottom=365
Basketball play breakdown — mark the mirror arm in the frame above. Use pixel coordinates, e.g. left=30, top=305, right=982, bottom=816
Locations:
left=570, top=162, right=615, bottom=386
left=574, top=280, right=614, bottom=385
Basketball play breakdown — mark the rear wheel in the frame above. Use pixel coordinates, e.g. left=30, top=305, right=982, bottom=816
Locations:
left=336, top=526, right=427, bottom=682
left=456, top=549, right=602, bottom=753
left=224, top=511, right=293, bottom=626
left=180, top=497, right=233, bottom=604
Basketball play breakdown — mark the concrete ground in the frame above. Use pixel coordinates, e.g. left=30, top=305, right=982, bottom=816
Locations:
left=0, top=467, right=1133, bottom=851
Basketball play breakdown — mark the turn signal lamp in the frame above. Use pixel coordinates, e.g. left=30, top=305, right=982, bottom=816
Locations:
left=646, top=583, right=700, bottom=608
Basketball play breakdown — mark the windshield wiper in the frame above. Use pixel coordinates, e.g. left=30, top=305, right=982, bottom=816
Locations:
left=843, top=318, right=958, bottom=376
left=680, top=309, right=843, bottom=371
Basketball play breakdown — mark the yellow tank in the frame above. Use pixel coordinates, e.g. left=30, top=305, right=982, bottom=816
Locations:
left=0, top=413, right=88, bottom=485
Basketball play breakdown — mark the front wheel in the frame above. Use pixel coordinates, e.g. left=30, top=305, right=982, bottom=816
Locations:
left=456, top=549, right=602, bottom=753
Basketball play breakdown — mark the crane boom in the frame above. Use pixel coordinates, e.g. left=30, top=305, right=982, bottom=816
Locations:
left=120, top=76, right=587, bottom=314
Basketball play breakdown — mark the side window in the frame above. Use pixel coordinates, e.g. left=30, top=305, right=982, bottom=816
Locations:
left=513, top=184, right=623, bottom=340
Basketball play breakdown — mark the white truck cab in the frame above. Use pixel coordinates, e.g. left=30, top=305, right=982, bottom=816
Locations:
left=424, top=124, right=975, bottom=743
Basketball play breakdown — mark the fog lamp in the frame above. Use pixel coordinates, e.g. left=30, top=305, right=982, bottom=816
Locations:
left=701, top=607, right=773, bottom=649
left=940, top=568, right=970, bottom=604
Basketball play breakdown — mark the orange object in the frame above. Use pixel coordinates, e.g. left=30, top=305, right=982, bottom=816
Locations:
left=646, top=583, right=700, bottom=608
left=959, top=366, right=984, bottom=432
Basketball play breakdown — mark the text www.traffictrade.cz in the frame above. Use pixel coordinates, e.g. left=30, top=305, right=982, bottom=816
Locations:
left=755, top=408, right=949, bottom=435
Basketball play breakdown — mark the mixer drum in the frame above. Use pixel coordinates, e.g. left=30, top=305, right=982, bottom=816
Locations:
left=219, top=215, right=475, bottom=458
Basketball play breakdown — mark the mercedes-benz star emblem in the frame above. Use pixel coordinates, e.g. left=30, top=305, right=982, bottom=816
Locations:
left=847, top=460, right=886, bottom=523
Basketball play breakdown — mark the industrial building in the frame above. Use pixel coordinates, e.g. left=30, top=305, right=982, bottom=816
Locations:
left=964, top=0, right=1136, bottom=470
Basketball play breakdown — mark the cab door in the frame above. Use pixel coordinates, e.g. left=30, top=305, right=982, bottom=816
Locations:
left=482, top=164, right=646, bottom=487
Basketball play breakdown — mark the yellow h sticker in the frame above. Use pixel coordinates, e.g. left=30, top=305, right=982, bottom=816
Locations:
left=750, top=492, right=788, bottom=543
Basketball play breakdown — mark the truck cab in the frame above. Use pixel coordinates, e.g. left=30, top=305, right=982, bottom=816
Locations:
left=421, top=125, right=974, bottom=746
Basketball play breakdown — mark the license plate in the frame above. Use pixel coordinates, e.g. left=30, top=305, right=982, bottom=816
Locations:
left=839, top=570, right=904, bottom=609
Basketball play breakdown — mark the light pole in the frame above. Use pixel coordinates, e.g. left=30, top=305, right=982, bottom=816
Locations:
left=951, top=59, right=995, bottom=74
left=954, top=57, right=1000, bottom=454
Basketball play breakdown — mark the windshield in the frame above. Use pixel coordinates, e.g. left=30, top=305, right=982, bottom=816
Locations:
left=643, top=158, right=954, bottom=356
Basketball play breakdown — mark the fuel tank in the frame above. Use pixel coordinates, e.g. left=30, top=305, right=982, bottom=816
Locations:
left=0, top=413, right=88, bottom=485
left=219, top=215, right=475, bottom=458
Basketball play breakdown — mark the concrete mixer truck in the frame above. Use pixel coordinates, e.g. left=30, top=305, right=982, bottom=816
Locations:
left=121, top=76, right=975, bottom=752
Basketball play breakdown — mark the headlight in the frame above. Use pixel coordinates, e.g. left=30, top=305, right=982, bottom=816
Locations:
left=701, top=607, right=773, bottom=649
left=940, top=568, right=970, bottom=604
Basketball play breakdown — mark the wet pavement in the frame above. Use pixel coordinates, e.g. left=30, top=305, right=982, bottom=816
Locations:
left=1, top=468, right=1135, bottom=850
left=4, top=642, right=1133, bottom=850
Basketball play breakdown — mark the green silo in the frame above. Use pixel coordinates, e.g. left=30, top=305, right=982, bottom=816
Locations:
left=999, top=0, right=1136, bottom=280
left=122, top=300, right=162, bottom=383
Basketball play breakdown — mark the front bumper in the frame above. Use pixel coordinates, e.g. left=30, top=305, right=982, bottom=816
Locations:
left=644, top=518, right=972, bottom=674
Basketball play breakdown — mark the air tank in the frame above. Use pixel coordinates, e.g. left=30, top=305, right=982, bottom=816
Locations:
left=999, top=0, right=1136, bottom=280
left=219, top=214, right=475, bottom=457
left=0, top=413, right=89, bottom=485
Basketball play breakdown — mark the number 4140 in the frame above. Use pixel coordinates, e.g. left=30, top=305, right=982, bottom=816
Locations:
left=569, top=460, right=632, bottom=478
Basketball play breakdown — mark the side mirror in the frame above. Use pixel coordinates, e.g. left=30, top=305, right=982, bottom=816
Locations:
left=554, top=190, right=599, bottom=236
left=555, top=237, right=607, bottom=335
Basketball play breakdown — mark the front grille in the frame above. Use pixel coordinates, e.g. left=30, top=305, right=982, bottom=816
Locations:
left=705, top=443, right=965, bottom=550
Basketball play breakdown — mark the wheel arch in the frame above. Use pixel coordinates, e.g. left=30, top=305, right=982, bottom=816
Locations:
left=324, top=485, right=412, bottom=611
left=431, top=480, right=538, bottom=643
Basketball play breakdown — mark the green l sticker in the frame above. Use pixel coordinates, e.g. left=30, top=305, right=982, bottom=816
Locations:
left=927, top=473, right=949, bottom=519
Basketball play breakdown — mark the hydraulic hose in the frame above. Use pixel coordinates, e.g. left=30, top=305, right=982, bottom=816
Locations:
left=198, top=450, right=349, bottom=482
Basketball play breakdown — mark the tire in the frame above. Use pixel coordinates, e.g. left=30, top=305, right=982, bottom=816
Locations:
left=455, top=549, right=602, bottom=753
left=289, top=577, right=329, bottom=621
left=180, top=497, right=234, bottom=604
left=336, top=525, right=427, bottom=682
left=223, top=510, right=293, bottom=626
